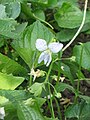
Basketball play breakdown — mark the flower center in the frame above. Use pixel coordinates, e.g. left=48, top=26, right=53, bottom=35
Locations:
left=46, top=48, right=52, bottom=54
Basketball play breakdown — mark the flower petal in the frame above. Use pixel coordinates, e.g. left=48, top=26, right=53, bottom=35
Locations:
left=43, top=51, right=52, bottom=66
left=38, top=51, right=45, bottom=64
left=43, top=51, right=49, bottom=65
left=36, top=39, right=47, bottom=51
left=48, top=42, right=63, bottom=53
left=46, top=53, right=52, bottom=67
left=38, top=51, right=52, bottom=67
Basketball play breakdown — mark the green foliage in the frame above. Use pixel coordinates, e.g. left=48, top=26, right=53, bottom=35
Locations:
left=0, top=4, right=7, bottom=18
left=5, top=1, right=21, bottom=19
left=0, top=19, right=27, bottom=39
left=73, top=42, right=90, bottom=71
left=0, top=90, right=32, bottom=103
left=0, top=53, right=27, bottom=75
left=0, top=72, right=24, bottom=90
left=65, top=102, right=90, bottom=120
left=54, top=2, right=83, bottom=28
left=30, top=82, right=45, bottom=96
left=12, top=20, right=55, bottom=68
left=55, top=82, right=75, bottom=93
left=56, top=29, right=77, bottom=42
left=0, top=0, right=90, bottom=119
left=17, top=102, right=45, bottom=120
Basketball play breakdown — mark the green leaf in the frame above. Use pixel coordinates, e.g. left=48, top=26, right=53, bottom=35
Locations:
left=73, top=42, right=90, bottom=71
left=0, top=72, right=24, bottom=90
left=17, top=102, right=45, bottom=120
left=57, top=0, right=78, bottom=7
left=55, top=82, right=75, bottom=93
left=0, top=53, right=27, bottom=76
left=0, top=38, right=4, bottom=48
left=79, top=95, right=90, bottom=104
left=63, top=60, right=85, bottom=79
left=54, top=2, right=83, bottom=28
left=30, top=82, right=45, bottom=96
left=52, top=62, right=74, bottom=83
left=48, top=0, right=57, bottom=7
left=0, top=96, right=8, bottom=105
left=12, top=20, right=55, bottom=68
left=56, top=29, right=77, bottom=42
left=0, top=4, right=7, bottom=18
left=33, top=9, right=45, bottom=21
left=0, top=0, right=26, bottom=3
left=65, top=102, right=90, bottom=120
left=6, top=1, right=21, bottom=19
left=0, top=90, right=32, bottom=103
left=0, top=18, right=27, bottom=39
left=0, top=19, right=18, bottom=39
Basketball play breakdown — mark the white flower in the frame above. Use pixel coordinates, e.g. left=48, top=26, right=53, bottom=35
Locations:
left=0, top=107, right=5, bottom=120
left=36, top=39, right=63, bottom=66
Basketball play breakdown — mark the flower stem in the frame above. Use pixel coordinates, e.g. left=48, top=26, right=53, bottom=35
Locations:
left=21, top=3, right=53, bottom=29
left=45, top=62, right=53, bottom=83
left=54, top=97, right=62, bottom=120
left=57, top=52, right=62, bottom=84
left=77, top=44, right=84, bottom=93
left=62, top=0, right=88, bottom=52
left=48, top=83, right=55, bottom=119
left=29, top=71, right=32, bottom=87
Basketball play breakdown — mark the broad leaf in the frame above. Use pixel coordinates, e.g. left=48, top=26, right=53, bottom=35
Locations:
left=0, top=96, right=8, bottom=105
left=48, top=0, right=57, bottom=7
left=73, top=42, right=90, bottom=71
left=79, top=95, right=90, bottom=104
left=65, top=102, right=90, bottom=120
left=0, top=90, right=32, bottom=103
left=0, top=4, right=7, bottom=18
left=55, top=82, right=75, bottom=93
left=0, top=19, right=27, bottom=39
left=56, top=29, right=77, bottom=42
left=0, top=53, right=27, bottom=76
left=33, top=9, right=45, bottom=21
left=17, top=102, right=45, bottom=120
left=0, top=0, right=26, bottom=3
left=63, top=60, right=85, bottom=79
left=54, top=2, right=83, bottom=28
left=6, top=1, right=21, bottom=19
left=30, top=82, right=45, bottom=96
left=0, top=72, right=24, bottom=90
left=57, top=0, right=78, bottom=7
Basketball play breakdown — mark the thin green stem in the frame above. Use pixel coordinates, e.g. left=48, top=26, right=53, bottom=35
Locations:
left=45, top=62, right=53, bottom=83
left=46, top=90, right=52, bottom=115
left=48, top=83, right=55, bottom=118
left=54, top=97, right=62, bottom=120
left=21, top=3, right=53, bottom=29
left=75, top=78, right=90, bottom=81
left=62, top=0, right=88, bottom=52
left=33, top=14, right=54, bottom=29
left=29, top=72, right=32, bottom=86
left=44, top=62, right=55, bottom=118
left=77, top=44, right=84, bottom=92
left=57, top=52, right=62, bottom=84
left=45, top=82, right=57, bottom=94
